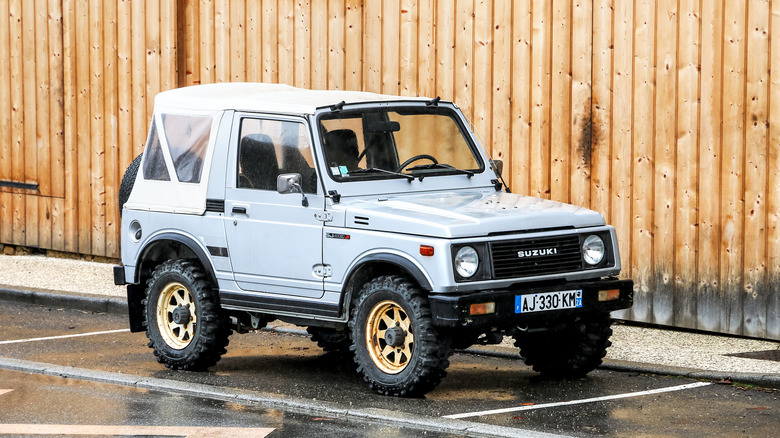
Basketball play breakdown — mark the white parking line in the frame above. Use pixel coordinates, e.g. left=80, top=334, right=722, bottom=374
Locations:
left=0, top=329, right=130, bottom=345
left=444, top=381, right=712, bottom=419
left=0, top=425, right=274, bottom=437
left=0, top=389, right=11, bottom=396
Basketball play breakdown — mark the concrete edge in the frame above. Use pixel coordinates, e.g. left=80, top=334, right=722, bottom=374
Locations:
left=2, top=287, right=778, bottom=390
left=0, top=357, right=565, bottom=438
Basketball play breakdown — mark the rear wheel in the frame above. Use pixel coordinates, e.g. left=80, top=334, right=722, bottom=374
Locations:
left=513, top=312, right=613, bottom=378
left=307, top=326, right=351, bottom=354
left=144, top=259, right=231, bottom=371
left=349, top=275, right=451, bottom=397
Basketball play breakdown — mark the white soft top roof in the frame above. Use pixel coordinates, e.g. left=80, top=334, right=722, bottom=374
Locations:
left=154, top=82, right=432, bottom=115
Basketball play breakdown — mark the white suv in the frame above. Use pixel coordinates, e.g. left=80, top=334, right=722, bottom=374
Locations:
left=114, top=83, right=633, bottom=397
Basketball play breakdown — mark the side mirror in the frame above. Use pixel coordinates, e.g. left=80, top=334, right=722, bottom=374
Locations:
left=277, top=173, right=309, bottom=207
left=490, top=159, right=504, bottom=177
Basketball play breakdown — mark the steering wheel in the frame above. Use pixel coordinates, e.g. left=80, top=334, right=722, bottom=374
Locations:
left=396, top=154, right=438, bottom=173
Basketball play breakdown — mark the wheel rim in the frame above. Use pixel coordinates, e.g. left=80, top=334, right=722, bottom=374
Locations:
left=365, top=300, right=414, bottom=374
left=156, top=282, right=197, bottom=350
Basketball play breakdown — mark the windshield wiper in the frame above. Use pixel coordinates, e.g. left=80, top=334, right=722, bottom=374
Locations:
left=348, top=167, right=414, bottom=182
left=407, top=163, right=474, bottom=178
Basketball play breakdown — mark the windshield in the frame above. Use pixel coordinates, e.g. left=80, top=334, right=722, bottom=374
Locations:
left=318, top=106, right=484, bottom=181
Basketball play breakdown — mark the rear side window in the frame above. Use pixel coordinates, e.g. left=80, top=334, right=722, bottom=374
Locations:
left=162, top=114, right=212, bottom=184
left=142, top=121, right=170, bottom=181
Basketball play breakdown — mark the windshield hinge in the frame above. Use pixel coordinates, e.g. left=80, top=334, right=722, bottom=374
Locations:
left=328, top=190, right=341, bottom=203
left=314, top=211, right=333, bottom=222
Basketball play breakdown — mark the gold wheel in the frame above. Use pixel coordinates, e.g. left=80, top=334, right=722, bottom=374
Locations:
left=156, top=281, right=197, bottom=350
left=365, top=300, right=414, bottom=374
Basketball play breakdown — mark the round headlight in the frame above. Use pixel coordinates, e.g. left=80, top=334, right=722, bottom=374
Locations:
left=454, top=246, right=479, bottom=278
left=582, top=235, right=605, bottom=265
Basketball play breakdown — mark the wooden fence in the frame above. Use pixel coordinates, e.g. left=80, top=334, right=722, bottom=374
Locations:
left=0, top=0, right=777, bottom=340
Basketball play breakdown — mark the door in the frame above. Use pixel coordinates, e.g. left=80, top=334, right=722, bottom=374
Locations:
left=224, top=115, right=325, bottom=299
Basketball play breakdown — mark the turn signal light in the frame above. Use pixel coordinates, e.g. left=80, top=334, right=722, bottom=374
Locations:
left=598, top=289, right=620, bottom=301
left=420, top=245, right=435, bottom=257
left=469, top=302, right=495, bottom=315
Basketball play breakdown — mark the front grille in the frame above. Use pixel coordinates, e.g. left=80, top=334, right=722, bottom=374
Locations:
left=490, top=235, right=582, bottom=279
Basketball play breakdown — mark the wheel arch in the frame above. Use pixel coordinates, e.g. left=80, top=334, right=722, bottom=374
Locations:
left=338, top=252, right=433, bottom=318
left=127, top=232, right=218, bottom=332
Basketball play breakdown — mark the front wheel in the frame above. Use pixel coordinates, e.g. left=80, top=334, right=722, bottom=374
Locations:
left=349, top=275, right=451, bottom=397
left=513, top=312, right=613, bottom=378
left=144, top=259, right=231, bottom=371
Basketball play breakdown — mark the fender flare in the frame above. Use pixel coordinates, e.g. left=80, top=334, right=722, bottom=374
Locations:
left=346, top=252, right=433, bottom=291
left=134, top=232, right=219, bottom=287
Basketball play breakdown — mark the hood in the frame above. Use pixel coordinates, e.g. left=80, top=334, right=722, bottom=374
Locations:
left=338, top=190, right=606, bottom=238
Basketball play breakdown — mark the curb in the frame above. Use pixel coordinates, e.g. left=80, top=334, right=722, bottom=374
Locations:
left=2, top=286, right=778, bottom=390
left=0, top=357, right=566, bottom=438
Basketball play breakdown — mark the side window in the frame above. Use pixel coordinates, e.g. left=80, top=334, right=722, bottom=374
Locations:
left=237, top=118, right=317, bottom=194
left=142, top=120, right=170, bottom=181
left=162, top=114, right=212, bottom=183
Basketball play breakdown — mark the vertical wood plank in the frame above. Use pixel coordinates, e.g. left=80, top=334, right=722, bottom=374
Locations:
left=277, top=0, right=294, bottom=86
left=117, top=0, right=133, bottom=220
left=590, top=0, right=612, bottom=223
left=630, top=0, right=654, bottom=323
left=146, top=0, right=160, bottom=120
left=311, top=0, right=327, bottom=89
left=48, top=0, right=65, bottom=249
left=262, top=0, right=279, bottom=83
left=399, top=0, right=417, bottom=96
left=62, top=0, right=78, bottom=253
left=382, top=0, right=400, bottom=95
left=549, top=0, right=571, bottom=204
left=294, top=0, right=310, bottom=88
left=492, top=0, right=511, bottom=183
left=696, top=0, right=722, bottom=333
left=453, top=0, right=473, bottom=118
left=768, top=0, right=780, bottom=340
left=510, top=1, right=532, bottom=196
left=328, top=0, right=345, bottom=90
left=35, top=0, right=51, bottom=250
left=529, top=0, right=552, bottom=199
left=214, top=0, right=229, bottom=83
left=22, top=0, right=38, bottom=247
left=247, top=0, right=261, bottom=82
left=160, top=0, right=176, bottom=90
left=721, top=0, right=747, bottom=335
left=652, top=0, right=677, bottom=326
left=473, top=0, right=493, bottom=160
left=435, top=0, right=454, bottom=99
left=0, top=0, right=11, bottom=243
left=363, top=0, right=382, bottom=93
left=131, top=0, right=147, bottom=158
left=675, top=0, right=700, bottom=329
left=90, top=0, right=105, bottom=256
left=199, top=0, right=215, bottom=83
left=76, top=0, right=91, bottom=253
left=610, top=0, right=633, bottom=312
left=416, top=0, right=435, bottom=97
left=743, top=0, right=770, bottom=338
left=103, top=0, right=118, bottom=257
left=182, top=0, right=200, bottom=86
left=344, top=0, right=362, bottom=90
left=229, top=0, right=245, bottom=82
left=569, top=0, right=592, bottom=208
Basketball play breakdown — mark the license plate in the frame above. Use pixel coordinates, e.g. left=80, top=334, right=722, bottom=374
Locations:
left=515, top=290, right=582, bottom=313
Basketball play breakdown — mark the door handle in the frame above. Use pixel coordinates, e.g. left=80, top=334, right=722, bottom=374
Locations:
left=232, top=206, right=247, bottom=214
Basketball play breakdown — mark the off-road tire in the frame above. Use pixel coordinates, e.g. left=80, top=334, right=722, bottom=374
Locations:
left=513, top=312, right=613, bottom=378
left=307, top=326, right=351, bottom=354
left=349, top=275, right=451, bottom=397
left=144, top=259, right=231, bottom=371
left=118, top=154, right=142, bottom=217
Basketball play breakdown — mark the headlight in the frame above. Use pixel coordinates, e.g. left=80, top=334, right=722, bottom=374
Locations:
left=582, top=235, right=605, bottom=265
left=454, top=246, right=479, bottom=278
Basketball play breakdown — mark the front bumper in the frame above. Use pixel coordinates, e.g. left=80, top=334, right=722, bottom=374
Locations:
left=428, top=278, right=633, bottom=328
